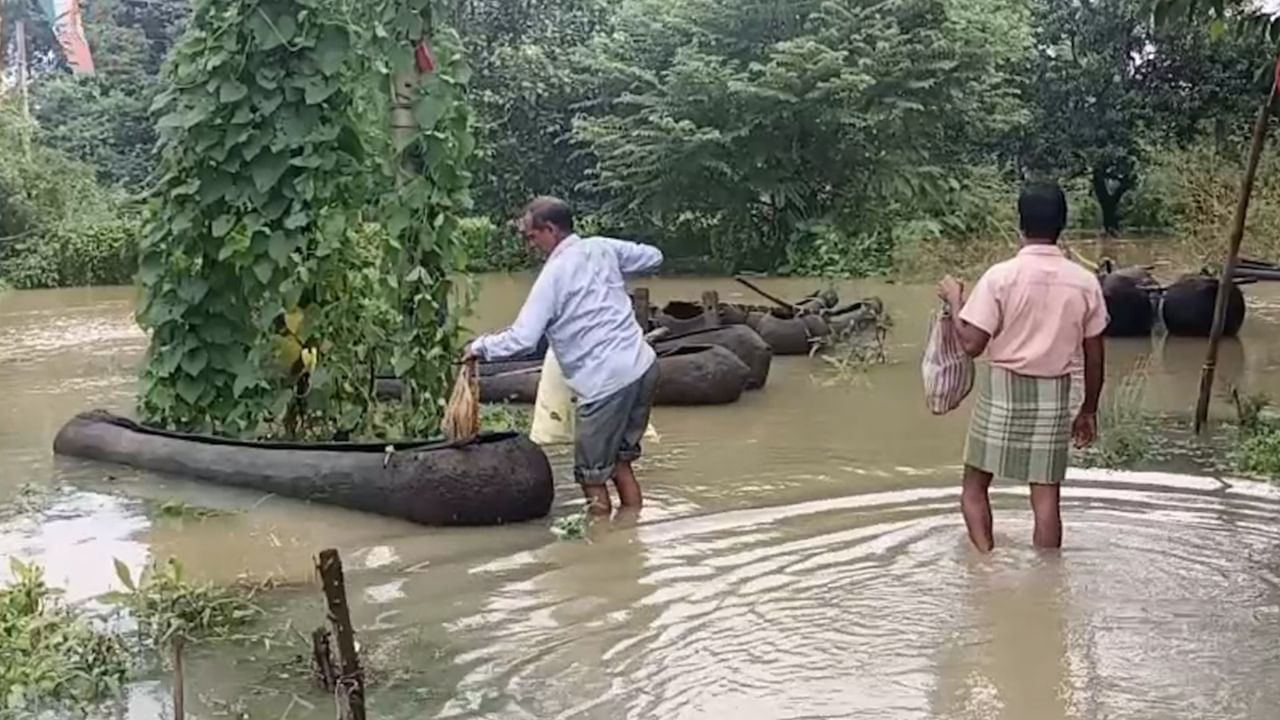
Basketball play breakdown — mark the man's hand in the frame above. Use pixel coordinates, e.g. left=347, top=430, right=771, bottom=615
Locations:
left=937, top=275, right=965, bottom=312
left=1072, top=411, right=1097, bottom=449
left=461, top=341, right=480, bottom=363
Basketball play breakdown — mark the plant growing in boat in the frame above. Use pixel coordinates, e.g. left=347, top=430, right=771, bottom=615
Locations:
left=135, top=0, right=475, bottom=441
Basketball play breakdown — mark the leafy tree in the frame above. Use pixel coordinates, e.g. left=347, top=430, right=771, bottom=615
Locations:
left=1018, top=0, right=1276, bottom=235
left=574, top=0, right=1030, bottom=271
left=30, top=0, right=189, bottom=189
left=453, top=0, right=611, bottom=217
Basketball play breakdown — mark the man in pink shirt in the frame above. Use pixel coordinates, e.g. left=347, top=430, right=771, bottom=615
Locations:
left=938, top=182, right=1108, bottom=552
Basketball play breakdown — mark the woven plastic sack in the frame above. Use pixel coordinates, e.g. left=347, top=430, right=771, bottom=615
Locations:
left=530, top=350, right=575, bottom=445
left=529, top=350, right=660, bottom=446
left=921, top=307, right=974, bottom=415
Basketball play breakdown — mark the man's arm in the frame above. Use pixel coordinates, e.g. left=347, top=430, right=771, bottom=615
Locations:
left=1080, top=335, right=1105, bottom=414
left=469, top=269, right=557, bottom=361
left=940, top=275, right=994, bottom=358
left=602, top=237, right=663, bottom=276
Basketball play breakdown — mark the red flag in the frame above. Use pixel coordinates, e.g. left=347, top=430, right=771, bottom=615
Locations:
left=415, top=40, right=436, bottom=74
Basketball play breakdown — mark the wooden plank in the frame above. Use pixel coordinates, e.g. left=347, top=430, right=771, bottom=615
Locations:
left=701, top=291, right=721, bottom=327
left=632, top=288, right=651, bottom=330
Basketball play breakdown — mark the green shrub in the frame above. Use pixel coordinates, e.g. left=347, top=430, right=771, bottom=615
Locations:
left=457, top=216, right=533, bottom=272
left=1147, top=140, right=1280, bottom=271
left=1, top=217, right=140, bottom=289
left=1238, top=430, right=1280, bottom=478
left=0, top=560, right=128, bottom=714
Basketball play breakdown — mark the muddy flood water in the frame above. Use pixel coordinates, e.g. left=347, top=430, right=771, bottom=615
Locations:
left=3, top=274, right=1280, bottom=719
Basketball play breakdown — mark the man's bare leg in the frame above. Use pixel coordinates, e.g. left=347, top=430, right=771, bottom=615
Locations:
left=1029, top=483, right=1062, bottom=549
left=613, top=460, right=643, bottom=510
left=583, top=484, right=612, bottom=518
left=962, top=465, right=995, bottom=552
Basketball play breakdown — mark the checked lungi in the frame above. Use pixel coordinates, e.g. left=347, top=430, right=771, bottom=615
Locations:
left=964, top=365, right=1072, bottom=485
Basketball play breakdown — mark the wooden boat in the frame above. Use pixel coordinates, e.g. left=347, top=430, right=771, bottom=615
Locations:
left=52, top=410, right=554, bottom=527
left=480, top=345, right=751, bottom=406
left=1098, top=264, right=1158, bottom=337
left=1161, top=274, right=1247, bottom=338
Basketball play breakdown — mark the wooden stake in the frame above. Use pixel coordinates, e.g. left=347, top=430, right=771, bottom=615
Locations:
left=311, top=627, right=337, bottom=691
left=172, top=636, right=185, bottom=720
left=1194, top=77, right=1278, bottom=434
left=632, top=288, right=651, bottom=330
left=317, top=549, right=365, bottom=720
left=701, top=291, right=721, bottom=327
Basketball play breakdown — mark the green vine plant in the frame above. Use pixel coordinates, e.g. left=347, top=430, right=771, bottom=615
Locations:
left=136, top=0, right=474, bottom=440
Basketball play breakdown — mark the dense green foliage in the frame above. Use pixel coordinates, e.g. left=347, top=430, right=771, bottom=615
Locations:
left=0, top=560, right=128, bottom=716
left=134, top=0, right=474, bottom=438
left=3, top=0, right=1278, bottom=288
left=0, top=105, right=138, bottom=288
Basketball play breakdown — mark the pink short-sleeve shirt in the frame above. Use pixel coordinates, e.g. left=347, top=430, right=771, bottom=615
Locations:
left=958, top=245, right=1109, bottom=378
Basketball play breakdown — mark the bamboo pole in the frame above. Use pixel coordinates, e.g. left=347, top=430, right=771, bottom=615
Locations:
left=1193, top=73, right=1278, bottom=434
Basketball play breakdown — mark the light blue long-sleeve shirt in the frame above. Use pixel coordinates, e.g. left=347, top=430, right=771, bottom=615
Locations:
left=470, top=234, right=664, bottom=404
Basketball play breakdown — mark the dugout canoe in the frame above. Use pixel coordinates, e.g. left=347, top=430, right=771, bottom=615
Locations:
left=1161, top=274, right=1247, bottom=338
left=1098, top=265, right=1158, bottom=338
left=479, top=345, right=751, bottom=406
left=52, top=410, right=554, bottom=526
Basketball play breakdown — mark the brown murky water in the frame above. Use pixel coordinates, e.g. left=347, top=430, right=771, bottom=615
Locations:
left=3, top=273, right=1280, bottom=719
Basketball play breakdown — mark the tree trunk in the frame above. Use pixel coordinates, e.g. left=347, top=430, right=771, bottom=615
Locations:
left=1091, top=167, right=1127, bottom=237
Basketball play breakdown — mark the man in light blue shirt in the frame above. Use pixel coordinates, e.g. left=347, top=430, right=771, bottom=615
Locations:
left=466, top=197, right=664, bottom=517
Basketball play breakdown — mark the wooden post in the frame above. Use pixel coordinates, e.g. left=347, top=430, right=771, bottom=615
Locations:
left=311, top=627, right=337, bottom=691
left=632, top=288, right=651, bottom=330
left=172, top=637, right=185, bottom=720
left=1194, top=77, right=1278, bottom=434
left=317, top=549, right=365, bottom=720
left=701, top=290, right=720, bottom=328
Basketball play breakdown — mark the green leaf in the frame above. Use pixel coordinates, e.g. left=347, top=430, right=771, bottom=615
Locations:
left=176, top=375, right=204, bottom=405
left=251, top=152, right=290, bottom=193
left=113, top=558, right=136, bottom=592
left=304, top=79, right=337, bottom=105
left=284, top=209, right=310, bottom=230
left=315, top=27, right=349, bottom=76
left=253, top=258, right=275, bottom=284
left=180, top=348, right=209, bottom=376
left=414, top=98, right=448, bottom=129
left=233, top=369, right=259, bottom=398
left=178, top=277, right=210, bottom=304
left=212, top=215, right=236, bottom=238
left=393, top=353, right=415, bottom=376
left=220, top=79, right=249, bottom=103
left=268, top=233, right=297, bottom=263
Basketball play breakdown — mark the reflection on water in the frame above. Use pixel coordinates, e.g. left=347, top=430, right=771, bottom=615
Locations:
left=2, top=277, right=1280, bottom=719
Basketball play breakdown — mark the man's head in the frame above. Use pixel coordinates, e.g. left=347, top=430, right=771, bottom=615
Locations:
left=520, top=196, right=575, bottom=254
left=1018, top=182, right=1068, bottom=244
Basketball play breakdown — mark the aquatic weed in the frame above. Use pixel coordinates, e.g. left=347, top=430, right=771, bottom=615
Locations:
left=153, top=499, right=236, bottom=521
left=0, top=559, right=128, bottom=716
left=1075, top=358, right=1153, bottom=469
left=108, top=558, right=266, bottom=650
left=551, top=511, right=590, bottom=541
